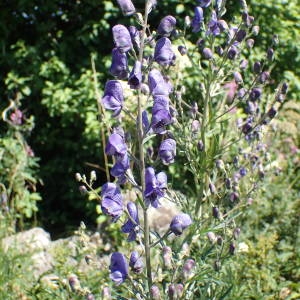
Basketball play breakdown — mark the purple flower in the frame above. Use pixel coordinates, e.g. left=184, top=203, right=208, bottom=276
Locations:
left=109, top=252, right=128, bottom=285
left=170, top=213, right=192, bottom=236
left=129, top=251, right=144, bottom=273
left=191, top=7, right=204, bottom=33
left=236, top=29, right=246, bottom=42
left=109, top=48, right=128, bottom=80
left=112, top=24, right=133, bottom=53
left=202, top=47, right=213, bottom=59
left=10, top=109, right=23, bottom=125
left=101, top=183, right=123, bottom=222
left=154, top=37, right=176, bottom=66
left=148, top=69, right=172, bottom=96
left=128, top=61, right=142, bottom=89
left=159, top=138, right=176, bottom=165
left=116, top=0, right=136, bottom=16
left=157, top=15, right=176, bottom=36
left=207, top=11, right=220, bottom=36
left=105, top=132, right=127, bottom=157
left=129, top=26, right=141, bottom=49
left=102, top=80, right=124, bottom=116
left=197, top=0, right=211, bottom=7
left=227, top=45, right=238, bottom=60
left=151, top=108, right=172, bottom=134
left=111, top=153, right=130, bottom=178
left=250, top=87, right=262, bottom=101
left=144, top=167, right=167, bottom=208
left=121, top=202, right=139, bottom=241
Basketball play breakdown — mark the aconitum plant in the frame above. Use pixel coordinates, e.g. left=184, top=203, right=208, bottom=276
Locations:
left=76, top=0, right=288, bottom=298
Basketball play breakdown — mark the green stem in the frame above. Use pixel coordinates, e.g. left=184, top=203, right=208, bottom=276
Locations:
left=137, top=1, right=152, bottom=296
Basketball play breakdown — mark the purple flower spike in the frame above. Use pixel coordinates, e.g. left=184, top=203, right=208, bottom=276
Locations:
left=109, top=252, right=128, bottom=285
left=112, top=24, right=133, bottom=53
left=129, top=251, right=144, bottom=274
left=121, top=202, right=139, bottom=241
left=144, top=167, right=167, bottom=208
left=101, top=183, right=123, bottom=222
left=154, top=37, right=176, bottom=66
left=128, top=61, right=142, bottom=89
left=148, top=69, right=172, bottom=96
left=109, top=48, right=128, bottom=80
left=157, top=15, right=176, bottom=36
left=105, top=133, right=127, bottom=157
left=116, top=0, right=136, bottom=16
left=170, top=213, right=192, bottom=236
left=102, top=80, right=124, bottom=117
left=159, top=138, right=176, bottom=165
left=191, top=7, right=204, bottom=33
left=197, top=0, right=211, bottom=7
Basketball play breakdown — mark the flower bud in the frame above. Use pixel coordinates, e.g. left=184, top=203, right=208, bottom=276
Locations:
left=229, top=242, right=236, bottom=255
left=116, top=0, right=136, bottom=16
left=129, top=251, right=144, bottom=274
left=233, top=227, right=241, bottom=240
left=225, top=178, right=231, bottom=189
left=240, top=59, right=248, bottom=70
left=168, top=284, right=176, bottom=300
left=214, top=260, right=221, bottom=271
left=236, top=29, right=246, bottom=42
left=252, top=25, right=260, bottom=36
left=267, top=107, right=277, bottom=119
left=253, top=61, right=261, bottom=74
left=90, top=170, right=97, bottom=182
left=237, top=88, right=246, bottom=99
left=259, top=71, right=270, bottom=83
left=79, top=185, right=88, bottom=195
left=86, top=293, right=95, bottom=300
left=209, top=183, right=217, bottom=195
left=267, top=47, right=274, bottom=61
left=281, top=82, right=288, bottom=94
left=233, top=71, right=243, bottom=84
left=150, top=285, right=161, bottom=300
left=217, top=235, right=223, bottom=245
left=183, top=259, right=195, bottom=280
left=227, top=46, right=238, bottom=60
left=162, top=246, right=173, bottom=269
left=272, top=34, right=279, bottom=45
left=215, top=46, right=223, bottom=56
left=239, top=167, right=247, bottom=177
left=170, top=213, right=192, bottom=236
left=246, top=38, right=254, bottom=49
left=178, top=45, right=187, bottom=56
left=207, top=231, right=217, bottom=243
left=184, top=16, right=191, bottom=27
left=191, top=120, right=201, bottom=133
left=102, top=286, right=111, bottom=300
left=216, top=159, right=225, bottom=170
left=212, top=207, right=220, bottom=219
left=250, top=87, right=262, bottom=101
left=202, top=47, right=213, bottom=59
left=68, top=274, right=80, bottom=292
left=197, top=140, right=204, bottom=151
left=75, top=173, right=82, bottom=182
left=230, top=192, right=239, bottom=202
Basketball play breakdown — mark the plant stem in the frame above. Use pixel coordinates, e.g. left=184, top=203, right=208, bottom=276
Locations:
left=137, top=1, right=153, bottom=295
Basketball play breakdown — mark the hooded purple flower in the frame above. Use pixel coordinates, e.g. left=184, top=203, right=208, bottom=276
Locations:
left=116, top=0, right=136, bottom=16
left=111, top=153, right=130, bottom=178
left=109, top=48, right=128, bottom=80
left=105, top=132, right=127, bottom=157
left=128, top=61, right=142, bottom=89
left=109, top=252, right=128, bottom=285
left=144, top=167, right=167, bottom=208
left=159, top=138, right=176, bottom=165
left=129, top=251, right=144, bottom=274
left=197, top=0, right=211, bottom=7
left=101, top=183, right=123, bottom=222
left=191, top=7, right=203, bottom=33
left=129, top=26, right=141, bottom=49
left=148, top=69, right=172, bottom=96
left=154, top=37, right=176, bottom=66
left=121, top=202, right=139, bottom=241
left=102, top=80, right=124, bottom=116
left=112, top=24, right=133, bottom=53
left=157, top=15, right=176, bottom=36
left=151, top=108, right=172, bottom=134
left=250, top=87, right=262, bottom=101
left=207, top=11, right=220, bottom=36
left=170, top=213, right=192, bottom=236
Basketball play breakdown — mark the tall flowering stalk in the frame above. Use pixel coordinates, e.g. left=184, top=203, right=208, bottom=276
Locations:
left=75, top=0, right=287, bottom=298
